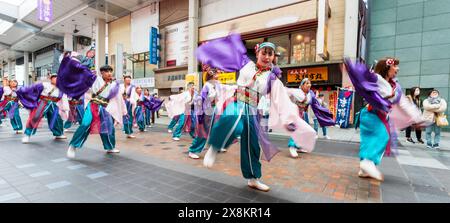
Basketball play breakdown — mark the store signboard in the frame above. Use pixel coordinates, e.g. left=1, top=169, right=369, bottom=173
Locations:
left=287, top=66, right=328, bottom=83
left=38, top=0, right=53, bottom=22
left=149, top=27, right=159, bottom=65
left=132, top=77, right=155, bottom=88
left=335, top=88, right=354, bottom=128
left=202, top=72, right=236, bottom=84
left=164, top=21, right=189, bottom=67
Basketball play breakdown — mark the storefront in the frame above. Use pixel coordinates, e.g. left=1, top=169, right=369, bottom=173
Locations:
left=34, top=44, right=62, bottom=81
left=154, top=0, right=189, bottom=98
left=198, top=0, right=350, bottom=123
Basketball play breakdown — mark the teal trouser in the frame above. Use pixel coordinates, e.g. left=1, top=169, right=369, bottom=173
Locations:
left=25, top=101, right=63, bottom=137
left=359, top=108, right=389, bottom=165
left=64, top=104, right=84, bottom=129
left=3, top=101, right=23, bottom=131
left=208, top=102, right=261, bottom=179
left=189, top=137, right=207, bottom=154
left=123, top=101, right=133, bottom=135
left=135, top=106, right=145, bottom=131
left=172, top=113, right=185, bottom=138
left=145, top=108, right=151, bottom=126
left=69, top=102, right=115, bottom=150
left=168, top=116, right=179, bottom=130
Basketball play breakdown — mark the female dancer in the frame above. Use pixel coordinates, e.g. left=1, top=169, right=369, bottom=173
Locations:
left=18, top=74, right=69, bottom=143
left=197, top=34, right=317, bottom=192
left=286, top=78, right=335, bottom=158
left=0, top=78, right=23, bottom=134
left=344, top=57, right=426, bottom=181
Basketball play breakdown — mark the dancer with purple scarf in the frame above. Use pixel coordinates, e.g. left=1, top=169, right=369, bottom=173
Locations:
left=0, top=78, right=23, bottom=134
left=121, top=75, right=138, bottom=138
left=286, top=78, right=335, bottom=158
left=55, top=52, right=127, bottom=158
left=197, top=34, right=318, bottom=192
left=19, top=74, right=69, bottom=144
left=344, top=57, right=426, bottom=181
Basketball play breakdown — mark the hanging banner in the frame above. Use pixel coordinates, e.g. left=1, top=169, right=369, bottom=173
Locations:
left=335, top=88, right=354, bottom=128
left=328, top=91, right=338, bottom=120
left=149, top=27, right=159, bottom=65
left=38, top=0, right=53, bottom=22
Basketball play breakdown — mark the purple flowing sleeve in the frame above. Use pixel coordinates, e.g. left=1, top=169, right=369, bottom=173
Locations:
left=56, top=56, right=97, bottom=99
left=150, top=97, right=164, bottom=111
left=272, top=66, right=282, bottom=79
left=106, top=81, right=120, bottom=100
left=196, top=33, right=250, bottom=72
left=0, top=87, right=3, bottom=99
left=344, top=58, right=391, bottom=112
left=16, top=83, right=44, bottom=109
left=310, top=90, right=335, bottom=127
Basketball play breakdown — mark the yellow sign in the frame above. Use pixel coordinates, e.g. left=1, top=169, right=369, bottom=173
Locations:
left=185, top=73, right=199, bottom=89
left=287, top=66, right=328, bottom=83
left=202, top=72, right=236, bottom=84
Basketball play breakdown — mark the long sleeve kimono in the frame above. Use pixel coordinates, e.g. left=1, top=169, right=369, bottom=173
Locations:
left=17, top=82, right=69, bottom=137
left=120, top=84, right=138, bottom=135
left=344, top=59, right=424, bottom=165
left=57, top=54, right=127, bottom=150
left=0, top=86, right=23, bottom=131
left=196, top=33, right=317, bottom=180
left=188, top=80, right=236, bottom=154
left=286, top=88, right=335, bottom=149
left=165, top=91, right=193, bottom=138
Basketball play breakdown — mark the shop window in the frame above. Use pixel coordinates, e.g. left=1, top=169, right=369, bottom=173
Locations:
left=244, top=38, right=264, bottom=63
left=133, top=61, right=145, bottom=79
left=267, top=35, right=290, bottom=65
left=132, top=52, right=156, bottom=79
left=290, top=31, right=316, bottom=64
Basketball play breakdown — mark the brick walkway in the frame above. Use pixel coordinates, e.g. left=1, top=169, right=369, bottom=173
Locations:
left=82, top=126, right=381, bottom=202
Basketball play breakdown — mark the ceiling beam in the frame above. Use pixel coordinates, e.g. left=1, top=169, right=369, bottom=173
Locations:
left=0, top=2, right=18, bottom=22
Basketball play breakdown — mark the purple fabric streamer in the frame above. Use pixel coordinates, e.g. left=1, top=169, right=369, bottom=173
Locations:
left=56, top=56, right=97, bottom=99
left=99, top=105, right=113, bottom=134
left=150, top=97, right=164, bottom=111
left=48, top=102, right=59, bottom=130
left=0, top=87, right=3, bottom=99
left=309, top=90, right=335, bottom=127
left=344, top=58, right=391, bottom=112
left=250, top=107, right=280, bottom=161
left=106, top=81, right=120, bottom=100
left=7, top=102, right=18, bottom=119
left=196, top=33, right=250, bottom=72
left=272, top=66, right=282, bottom=79
left=16, top=83, right=44, bottom=110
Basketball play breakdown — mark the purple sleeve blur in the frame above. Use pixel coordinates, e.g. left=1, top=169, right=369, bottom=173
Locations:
left=0, top=87, right=3, bottom=99
left=196, top=33, right=250, bottom=72
left=344, top=58, right=391, bottom=112
left=16, top=83, right=44, bottom=109
left=309, top=90, right=335, bottom=127
left=56, top=56, right=97, bottom=99
left=150, top=97, right=164, bottom=111
left=106, top=81, right=120, bottom=100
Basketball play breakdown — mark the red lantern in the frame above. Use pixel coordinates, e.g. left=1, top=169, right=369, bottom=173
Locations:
left=319, top=87, right=323, bottom=91
left=327, top=87, right=331, bottom=91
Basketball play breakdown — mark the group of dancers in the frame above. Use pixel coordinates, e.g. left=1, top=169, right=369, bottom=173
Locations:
left=0, top=33, right=427, bottom=192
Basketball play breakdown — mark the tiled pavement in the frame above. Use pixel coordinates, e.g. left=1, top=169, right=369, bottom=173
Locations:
left=1, top=114, right=450, bottom=203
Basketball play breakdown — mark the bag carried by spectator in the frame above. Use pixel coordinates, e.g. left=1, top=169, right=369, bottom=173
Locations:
left=436, top=113, right=449, bottom=127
